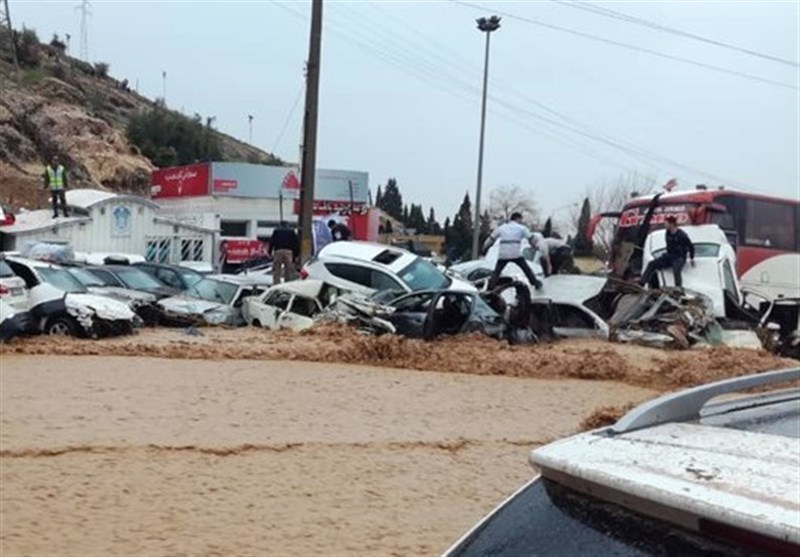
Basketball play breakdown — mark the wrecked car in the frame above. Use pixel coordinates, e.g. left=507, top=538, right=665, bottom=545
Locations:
left=448, top=242, right=544, bottom=286
left=4, top=257, right=138, bottom=337
left=158, top=275, right=269, bottom=327
left=243, top=280, right=339, bottom=331
left=65, top=266, right=163, bottom=325
left=332, top=289, right=507, bottom=341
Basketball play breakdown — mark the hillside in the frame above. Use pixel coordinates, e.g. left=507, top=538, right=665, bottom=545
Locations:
left=0, top=34, right=283, bottom=211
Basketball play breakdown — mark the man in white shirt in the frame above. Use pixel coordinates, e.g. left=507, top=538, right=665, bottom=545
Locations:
left=483, top=212, right=543, bottom=290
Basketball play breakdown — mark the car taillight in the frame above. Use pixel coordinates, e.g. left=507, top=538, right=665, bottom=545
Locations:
left=299, top=268, right=309, bottom=280
left=0, top=284, right=9, bottom=295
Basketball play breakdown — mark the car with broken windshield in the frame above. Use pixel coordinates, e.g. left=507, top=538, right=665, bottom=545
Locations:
left=158, top=274, right=269, bottom=326
left=443, top=367, right=800, bottom=557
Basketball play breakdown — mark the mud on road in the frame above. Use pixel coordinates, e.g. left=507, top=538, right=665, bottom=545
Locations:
left=4, top=325, right=793, bottom=391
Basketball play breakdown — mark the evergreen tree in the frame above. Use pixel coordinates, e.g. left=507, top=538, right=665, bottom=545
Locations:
left=427, top=207, right=441, bottom=235
left=381, top=178, right=403, bottom=221
left=574, top=197, right=594, bottom=256
left=375, top=185, right=383, bottom=209
left=543, top=217, right=553, bottom=238
left=402, top=204, right=409, bottom=226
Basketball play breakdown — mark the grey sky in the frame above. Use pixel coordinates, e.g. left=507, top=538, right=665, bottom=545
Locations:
left=14, top=0, right=799, bottom=223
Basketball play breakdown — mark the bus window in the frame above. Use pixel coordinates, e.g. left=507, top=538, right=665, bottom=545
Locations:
left=744, top=199, right=796, bottom=250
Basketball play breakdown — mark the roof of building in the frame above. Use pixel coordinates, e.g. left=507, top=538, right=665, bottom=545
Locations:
left=66, top=189, right=159, bottom=210
left=0, top=210, right=90, bottom=235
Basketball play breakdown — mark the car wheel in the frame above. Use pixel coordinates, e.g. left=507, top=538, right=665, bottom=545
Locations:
left=251, top=319, right=262, bottom=328
left=45, top=316, right=79, bottom=337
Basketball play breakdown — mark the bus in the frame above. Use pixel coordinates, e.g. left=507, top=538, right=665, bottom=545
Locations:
left=588, top=186, right=800, bottom=300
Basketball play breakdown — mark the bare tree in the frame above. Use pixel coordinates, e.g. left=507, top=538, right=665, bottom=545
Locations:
left=568, top=171, right=659, bottom=257
left=488, top=185, right=540, bottom=227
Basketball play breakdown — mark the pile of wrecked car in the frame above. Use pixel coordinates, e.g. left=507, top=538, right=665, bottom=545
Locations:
left=1, top=230, right=796, bottom=358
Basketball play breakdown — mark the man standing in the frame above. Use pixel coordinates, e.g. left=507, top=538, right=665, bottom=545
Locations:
left=328, top=219, right=352, bottom=242
left=270, top=221, right=299, bottom=284
left=530, top=230, right=552, bottom=277
left=640, top=216, right=695, bottom=288
left=483, top=212, right=543, bottom=290
left=43, top=155, right=69, bottom=218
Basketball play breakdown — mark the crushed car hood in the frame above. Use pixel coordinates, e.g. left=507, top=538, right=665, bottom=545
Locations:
left=158, top=296, right=241, bottom=326
left=64, top=293, right=136, bottom=320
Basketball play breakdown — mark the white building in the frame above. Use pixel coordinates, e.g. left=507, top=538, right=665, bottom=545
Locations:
left=0, top=189, right=216, bottom=264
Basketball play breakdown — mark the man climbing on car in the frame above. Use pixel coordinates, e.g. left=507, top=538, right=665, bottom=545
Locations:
left=483, top=212, right=543, bottom=291
left=640, top=215, right=695, bottom=289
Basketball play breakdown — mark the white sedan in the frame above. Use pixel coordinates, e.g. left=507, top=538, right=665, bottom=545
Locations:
left=242, top=280, right=339, bottom=332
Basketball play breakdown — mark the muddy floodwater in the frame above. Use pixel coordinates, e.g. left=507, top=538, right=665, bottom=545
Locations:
left=0, top=330, right=793, bottom=556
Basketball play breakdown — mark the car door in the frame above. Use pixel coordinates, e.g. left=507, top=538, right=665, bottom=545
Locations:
left=277, top=295, right=320, bottom=331
left=387, top=292, right=436, bottom=338
left=250, top=289, right=292, bottom=329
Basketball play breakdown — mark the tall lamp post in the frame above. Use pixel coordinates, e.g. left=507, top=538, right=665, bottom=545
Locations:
left=471, top=15, right=501, bottom=261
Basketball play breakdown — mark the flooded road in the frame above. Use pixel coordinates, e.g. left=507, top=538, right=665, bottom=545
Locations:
left=1, top=355, right=655, bottom=556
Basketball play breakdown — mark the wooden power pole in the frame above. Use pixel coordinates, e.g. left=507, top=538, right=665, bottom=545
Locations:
left=298, top=0, right=323, bottom=261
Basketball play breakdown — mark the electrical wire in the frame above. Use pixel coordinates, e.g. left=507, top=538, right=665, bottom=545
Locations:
left=451, top=0, right=798, bottom=91
left=272, top=81, right=304, bottom=155
left=554, top=0, right=799, bottom=68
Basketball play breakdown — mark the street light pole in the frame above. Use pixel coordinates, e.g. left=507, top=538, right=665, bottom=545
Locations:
left=471, top=15, right=501, bottom=261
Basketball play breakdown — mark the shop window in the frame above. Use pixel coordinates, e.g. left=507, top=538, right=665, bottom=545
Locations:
left=221, top=220, right=249, bottom=237
left=146, top=238, right=171, bottom=263
left=180, top=238, right=204, bottom=262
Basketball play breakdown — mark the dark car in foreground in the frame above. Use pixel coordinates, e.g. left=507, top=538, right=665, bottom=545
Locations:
left=444, top=368, right=800, bottom=557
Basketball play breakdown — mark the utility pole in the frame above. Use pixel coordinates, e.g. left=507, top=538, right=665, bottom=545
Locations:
left=161, top=70, right=167, bottom=104
left=471, top=15, right=501, bottom=261
left=1, top=0, right=19, bottom=71
left=77, top=0, right=90, bottom=61
left=298, top=0, right=323, bottom=261
left=247, top=114, right=254, bottom=144
left=65, top=32, right=71, bottom=55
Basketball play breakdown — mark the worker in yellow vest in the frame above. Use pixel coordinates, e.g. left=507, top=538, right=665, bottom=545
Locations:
left=43, top=155, right=69, bottom=218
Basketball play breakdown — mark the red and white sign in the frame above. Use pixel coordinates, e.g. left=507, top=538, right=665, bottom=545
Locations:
left=220, top=239, right=267, bottom=264
left=293, top=199, right=368, bottom=216
left=619, top=205, right=692, bottom=229
left=150, top=163, right=210, bottom=199
left=280, top=170, right=301, bottom=199
left=213, top=179, right=238, bottom=192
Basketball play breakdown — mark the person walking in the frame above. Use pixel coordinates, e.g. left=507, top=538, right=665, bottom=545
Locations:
left=640, top=216, right=695, bottom=288
left=328, top=219, right=352, bottom=242
left=483, top=212, right=543, bottom=290
left=270, top=221, right=299, bottom=284
left=43, top=155, right=69, bottom=218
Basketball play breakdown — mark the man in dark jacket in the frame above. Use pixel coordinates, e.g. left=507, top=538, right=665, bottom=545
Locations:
left=270, top=221, right=299, bottom=284
left=328, top=219, right=352, bottom=242
left=640, top=216, right=695, bottom=288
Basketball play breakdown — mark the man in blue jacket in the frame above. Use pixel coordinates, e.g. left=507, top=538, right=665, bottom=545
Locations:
left=640, top=216, right=695, bottom=288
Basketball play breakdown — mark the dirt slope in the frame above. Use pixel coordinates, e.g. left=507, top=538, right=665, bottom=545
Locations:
left=0, top=47, right=280, bottom=210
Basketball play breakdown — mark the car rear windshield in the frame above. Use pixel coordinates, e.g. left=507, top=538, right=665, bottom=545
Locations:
left=397, top=258, right=450, bottom=291
left=38, top=268, right=88, bottom=294
left=180, top=269, right=203, bottom=288
left=68, top=268, right=105, bottom=287
left=187, top=279, right=238, bottom=305
left=115, top=268, right=165, bottom=290
left=652, top=242, right=720, bottom=259
left=448, top=479, right=752, bottom=557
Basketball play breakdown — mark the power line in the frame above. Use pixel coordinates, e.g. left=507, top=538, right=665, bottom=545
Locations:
left=555, top=0, right=799, bottom=68
left=272, top=81, right=304, bottom=155
left=270, top=1, right=753, bottom=189
left=452, top=0, right=798, bottom=91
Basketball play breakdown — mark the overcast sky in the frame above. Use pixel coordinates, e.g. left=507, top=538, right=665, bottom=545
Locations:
left=15, top=0, right=799, bottom=222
